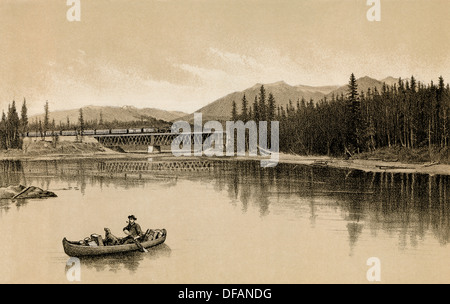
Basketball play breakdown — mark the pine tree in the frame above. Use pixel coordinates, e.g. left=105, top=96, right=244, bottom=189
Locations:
left=267, top=93, right=276, bottom=122
left=241, top=94, right=248, bottom=122
left=347, top=73, right=359, bottom=103
left=8, top=101, right=21, bottom=148
left=346, top=73, right=361, bottom=151
left=0, top=111, right=7, bottom=150
left=253, top=96, right=259, bottom=122
left=258, top=85, right=267, bottom=121
left=44, top=101, right=50, bottom=134
left=438, top=76, right=448, bottom=147
left=79, top=108, right=85, bottom=133
left=231, top=100, right=238, bottom=121
left=21, top=98, right=28, bottom=134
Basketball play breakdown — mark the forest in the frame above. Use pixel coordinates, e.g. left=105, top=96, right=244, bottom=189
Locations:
left=232, top=74, right=450, bottom=159
left=0, top=99, right=27, bottom=150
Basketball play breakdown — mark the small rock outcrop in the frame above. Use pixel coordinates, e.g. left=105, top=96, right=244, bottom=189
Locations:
left=0, top=185, right=57, bottom=199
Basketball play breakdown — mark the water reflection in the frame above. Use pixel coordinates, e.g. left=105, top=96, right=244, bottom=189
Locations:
left=2, top=159, right=180, bottom=196
left=1, top=159, right=449, bottom=252
left=212, top=161, right=450, bottom=248
left=0, top=200, right=12, bottom=213
left=79, top=244, right=171, bottom=274
left=0, top=160, right=24, bottom=187
left=0, top=199, right=30, bottom=214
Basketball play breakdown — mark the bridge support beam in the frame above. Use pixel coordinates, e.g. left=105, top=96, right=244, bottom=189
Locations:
left=148, top=145, right=161, bottom=154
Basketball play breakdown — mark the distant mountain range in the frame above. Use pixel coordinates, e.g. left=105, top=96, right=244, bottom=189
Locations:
left=180, top=76, right=401, bottom=122
left=179, top=81, right=339, bottom=122
left=29, top=76, right=403, bottom=125
left=30, top=105, right=187, bottom=126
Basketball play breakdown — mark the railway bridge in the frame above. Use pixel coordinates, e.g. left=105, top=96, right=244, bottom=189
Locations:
left=23, top=129, right=224, bottom=153
left=93, top=132, right=219, bottom=153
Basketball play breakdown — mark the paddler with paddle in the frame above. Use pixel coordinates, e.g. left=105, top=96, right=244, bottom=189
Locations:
left=122, top=215, right=148, bottom=253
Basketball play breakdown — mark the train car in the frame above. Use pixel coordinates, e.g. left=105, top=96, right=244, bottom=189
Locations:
left=128, top=128, right=143, bottom=134
left=82, top=130, right=95, bottom=136
left=62, top=130, right=78, bottom=136
left=143, top=128, right=156, bottom=133
left=95, top=129, right=111, bottom=135
left=45, top=131, right=57, bottom=137
left=111, top=129, right=128, bottom=134
left=159, top=128, right=171, bottom=133
left=27, top=131, right=40, bottom=137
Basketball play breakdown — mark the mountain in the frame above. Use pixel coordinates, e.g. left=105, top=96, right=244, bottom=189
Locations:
left=182, top=77, right=399, bottom=122
left=325, top=76, right=386, bottom=99
left=295, top=84, right=341, bottom=95
left=30, top=105, right=188, bottom=126
left=380, top=76, right=400, bottom=87
left=180, top=81, right=339, bottom=123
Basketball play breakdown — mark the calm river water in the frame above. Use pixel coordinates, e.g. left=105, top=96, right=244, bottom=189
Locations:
left=0, top=158, right=448, bottom=284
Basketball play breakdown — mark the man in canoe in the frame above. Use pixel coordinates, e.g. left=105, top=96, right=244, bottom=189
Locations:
left=121, top=215, right=148, bottom=253
left=122, top=215, right=143, bottom=242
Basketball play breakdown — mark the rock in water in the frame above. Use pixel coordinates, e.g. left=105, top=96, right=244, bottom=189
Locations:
left=0, top=185, right=57, bottom=199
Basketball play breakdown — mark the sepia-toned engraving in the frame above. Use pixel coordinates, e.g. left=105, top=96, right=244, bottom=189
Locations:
left=0, top=0, right=449, bottom=285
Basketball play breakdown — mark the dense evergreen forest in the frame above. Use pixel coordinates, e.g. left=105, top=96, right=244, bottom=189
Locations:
left=0, top=99, right=27, bottom=150
left=232, top=74, right=450, bottom=158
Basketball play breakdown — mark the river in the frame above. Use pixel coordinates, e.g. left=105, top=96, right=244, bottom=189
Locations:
left=0, top=158, right=448, bottom=283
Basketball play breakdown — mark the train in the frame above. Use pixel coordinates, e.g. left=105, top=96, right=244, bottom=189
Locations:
left=24, top=127, right=170, bottom=138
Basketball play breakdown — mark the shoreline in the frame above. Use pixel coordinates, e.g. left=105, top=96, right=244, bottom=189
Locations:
left=276, top=153, right=450, bottom=176
left=1, top=149, right=449, bottom=176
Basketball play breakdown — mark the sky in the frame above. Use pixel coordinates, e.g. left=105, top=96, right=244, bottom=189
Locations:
left=1, top=0, right=450, bottom=115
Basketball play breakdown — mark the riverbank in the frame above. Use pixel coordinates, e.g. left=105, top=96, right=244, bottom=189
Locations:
left=275, top=153, right=450, bottom=176
left=1, top=141, right=449, bottom=175
left=0, top=141, right=121, bottom=161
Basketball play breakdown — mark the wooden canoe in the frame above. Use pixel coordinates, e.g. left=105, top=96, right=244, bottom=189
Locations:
left=63, top=229, right=167, bottom=257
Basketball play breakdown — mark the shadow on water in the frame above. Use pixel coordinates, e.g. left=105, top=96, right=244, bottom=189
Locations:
left=78, top=243, right=172, bottom=274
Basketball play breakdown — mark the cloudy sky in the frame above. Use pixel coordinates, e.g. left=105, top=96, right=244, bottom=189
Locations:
left=1, top=0, right=449, bottom=115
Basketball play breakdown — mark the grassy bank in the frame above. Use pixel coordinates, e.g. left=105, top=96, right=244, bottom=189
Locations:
left=354, top=146, right=450, bottom=165
left=0, top=140, right=115, bottom=159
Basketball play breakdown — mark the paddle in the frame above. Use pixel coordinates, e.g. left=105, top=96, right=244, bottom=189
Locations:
left=123, top=230, right=148, bottom=253
left=132, top=236, right=148, bottom=253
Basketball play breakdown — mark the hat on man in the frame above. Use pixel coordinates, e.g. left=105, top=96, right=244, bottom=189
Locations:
left=128, top=215, right=137, bottom=221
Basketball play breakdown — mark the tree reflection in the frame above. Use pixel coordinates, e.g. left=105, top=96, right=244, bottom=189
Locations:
left=0, top=160, right=24, bottom=186
left=213, top=160, right=450, bottom=250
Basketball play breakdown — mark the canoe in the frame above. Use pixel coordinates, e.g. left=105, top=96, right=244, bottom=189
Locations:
left=63, top=229, right=167, bottom=257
